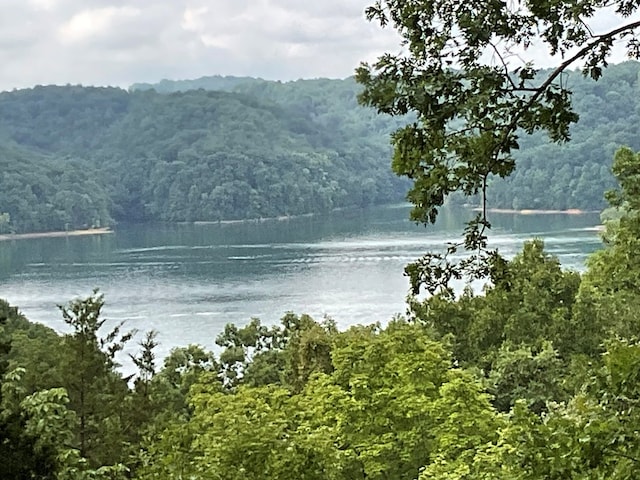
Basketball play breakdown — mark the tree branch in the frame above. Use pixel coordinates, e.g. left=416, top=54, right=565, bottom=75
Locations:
left=506, top=18, right=640, bottom=144
left=489, top=40, right=518, bottom=90
left=483, top=18, right=640, bottom=211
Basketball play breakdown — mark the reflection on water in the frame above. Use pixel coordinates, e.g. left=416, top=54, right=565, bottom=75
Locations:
left=0, top=205, right=602, bottom=360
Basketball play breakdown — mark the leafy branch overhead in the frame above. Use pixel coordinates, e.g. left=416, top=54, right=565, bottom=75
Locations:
left=356, top=0, right=640, bottom=293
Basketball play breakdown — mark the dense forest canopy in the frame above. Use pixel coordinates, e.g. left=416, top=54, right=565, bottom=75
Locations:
left=0, top=81, right=408, bottom=233
left=2, top=62, right=640, bottom=233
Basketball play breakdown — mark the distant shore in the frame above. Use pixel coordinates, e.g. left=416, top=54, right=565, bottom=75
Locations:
left=0, top=207, right=599, bottom=241
left=474, top=207, right=598, bottom=215
left=192, top=212, right=316, bottom=225
left=0, top=227, right=113, bottom=242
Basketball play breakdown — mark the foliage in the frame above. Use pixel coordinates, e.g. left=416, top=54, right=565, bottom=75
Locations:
left=572, top=147, right=640, bottom=346
left=471, top=339, right=640, bottom=480
left=215, top=313, right=336, bottom=390
left=486, top=342, right=569, bottom=414
left=0, top=301, right=130, bottom=479
left=325, top=321, right=453, bottom=480
left=5, top=146, right=640, bottom=478
left=357, top=0, right=640, bottom=292
left=0, top=303, right=59, bottom=479
left=411, top=239, right=582, bottom=367
left=138, top=320, right=499, bottom=480
left=56, top=291, right=134, bottom=466
left=0, top=142, right=112, bottom=233
left=359, top=0, right=640, bottom=220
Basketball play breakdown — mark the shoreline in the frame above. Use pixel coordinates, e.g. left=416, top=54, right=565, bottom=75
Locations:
left=0, top=205, right=600, bottom=240
left=473, top=207, right=599, bottom=215
left=0, top=227, right=113, bottom=242
left=192, top=212, right=317, bottom=225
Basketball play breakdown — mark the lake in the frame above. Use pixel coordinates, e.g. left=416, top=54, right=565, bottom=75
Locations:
left=0, top=205, right=602, bottom=360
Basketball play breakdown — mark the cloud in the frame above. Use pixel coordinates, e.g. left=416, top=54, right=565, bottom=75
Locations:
left=58, top=6, right=142, bottom=45
left=175, top=0, right=400, bottom=77
left=0, top=0, right=406, bottom=90
left=0, top=0, right=636, bottom=92
left=209, top=1, right=402, bottom=80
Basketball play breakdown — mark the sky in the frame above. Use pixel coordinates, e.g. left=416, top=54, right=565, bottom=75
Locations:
left=0, top=0, right=636, bottom=92
left=0, top=0, right=403, bottom=91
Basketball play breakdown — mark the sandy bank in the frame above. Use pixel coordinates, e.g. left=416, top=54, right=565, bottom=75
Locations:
left=473, top=207, right=597, bottom=215
left=0, top=227, right=113, bottom=242
left=192, top=212, right=315, bottom=225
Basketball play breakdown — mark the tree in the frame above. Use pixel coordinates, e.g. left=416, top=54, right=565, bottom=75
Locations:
left=216, top=314, right=337, bottom=391
left=0, top=298, right=130, bottom=479
left=412, top=240, right=583, bottom=366
left=326, top=320, right=453, bottom=480
left=154, top=344, right=219, bottom=411
left=138, top=318, right=509, bottom=480
left=480, top=339, right=640, bottom=480
left=57, top=290, right=133, bottom=467
left=573, top=147, right=640, bottom=342
left=357, top=0, right=640, bottom=293
left=0, top=302, right=59, bottom=479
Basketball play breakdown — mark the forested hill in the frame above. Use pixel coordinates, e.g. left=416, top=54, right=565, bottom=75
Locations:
left=0, top=80, right=408, bottom=233
left=489, top=61, right=640, bottom=210
left=134, top=62, right=640, bottom=212
left=1, top=63, right=640, bottom=233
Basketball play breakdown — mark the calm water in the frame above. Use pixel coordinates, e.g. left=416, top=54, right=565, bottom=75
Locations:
left=0, top=205, right=602, bottom=360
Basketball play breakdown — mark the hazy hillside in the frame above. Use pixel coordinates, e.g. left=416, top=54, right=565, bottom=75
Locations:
left=0, top=81, right=407, bottom=233
left=138, top=63, right=640, bottom=212
left=1, top=63, right=640, bottom=233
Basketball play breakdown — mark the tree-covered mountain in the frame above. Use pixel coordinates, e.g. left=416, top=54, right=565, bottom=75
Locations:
left=2, top=63, right=640, bottom=233
left=488, top=61, right=640, bottom=210
left=130, top=74, right=261, bottom=93
left=0, top=142, right=111, bottom=233
left=132, top=62, right=640, bottom=212
left=0, top=80, right=408, bottom=233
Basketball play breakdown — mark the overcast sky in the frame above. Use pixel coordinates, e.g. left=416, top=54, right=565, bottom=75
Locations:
left=0, top=0, right=636, bottom=92
left=0, top=0, right=405, bottom=91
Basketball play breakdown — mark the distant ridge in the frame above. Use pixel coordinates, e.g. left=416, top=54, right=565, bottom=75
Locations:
left=130, top=75, right=265, bottom=93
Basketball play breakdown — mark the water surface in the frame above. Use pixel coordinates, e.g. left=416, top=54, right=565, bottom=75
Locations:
left=0, top=205, right=602, bottom=359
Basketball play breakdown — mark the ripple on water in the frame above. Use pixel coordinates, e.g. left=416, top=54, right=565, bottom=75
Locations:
left=0, top=206, right=603, bottom=369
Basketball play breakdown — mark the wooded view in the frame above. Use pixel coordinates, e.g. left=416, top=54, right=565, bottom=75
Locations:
left=2, top=62, right=640, bottom=234
left=4, top=0, right=640, bottom=478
